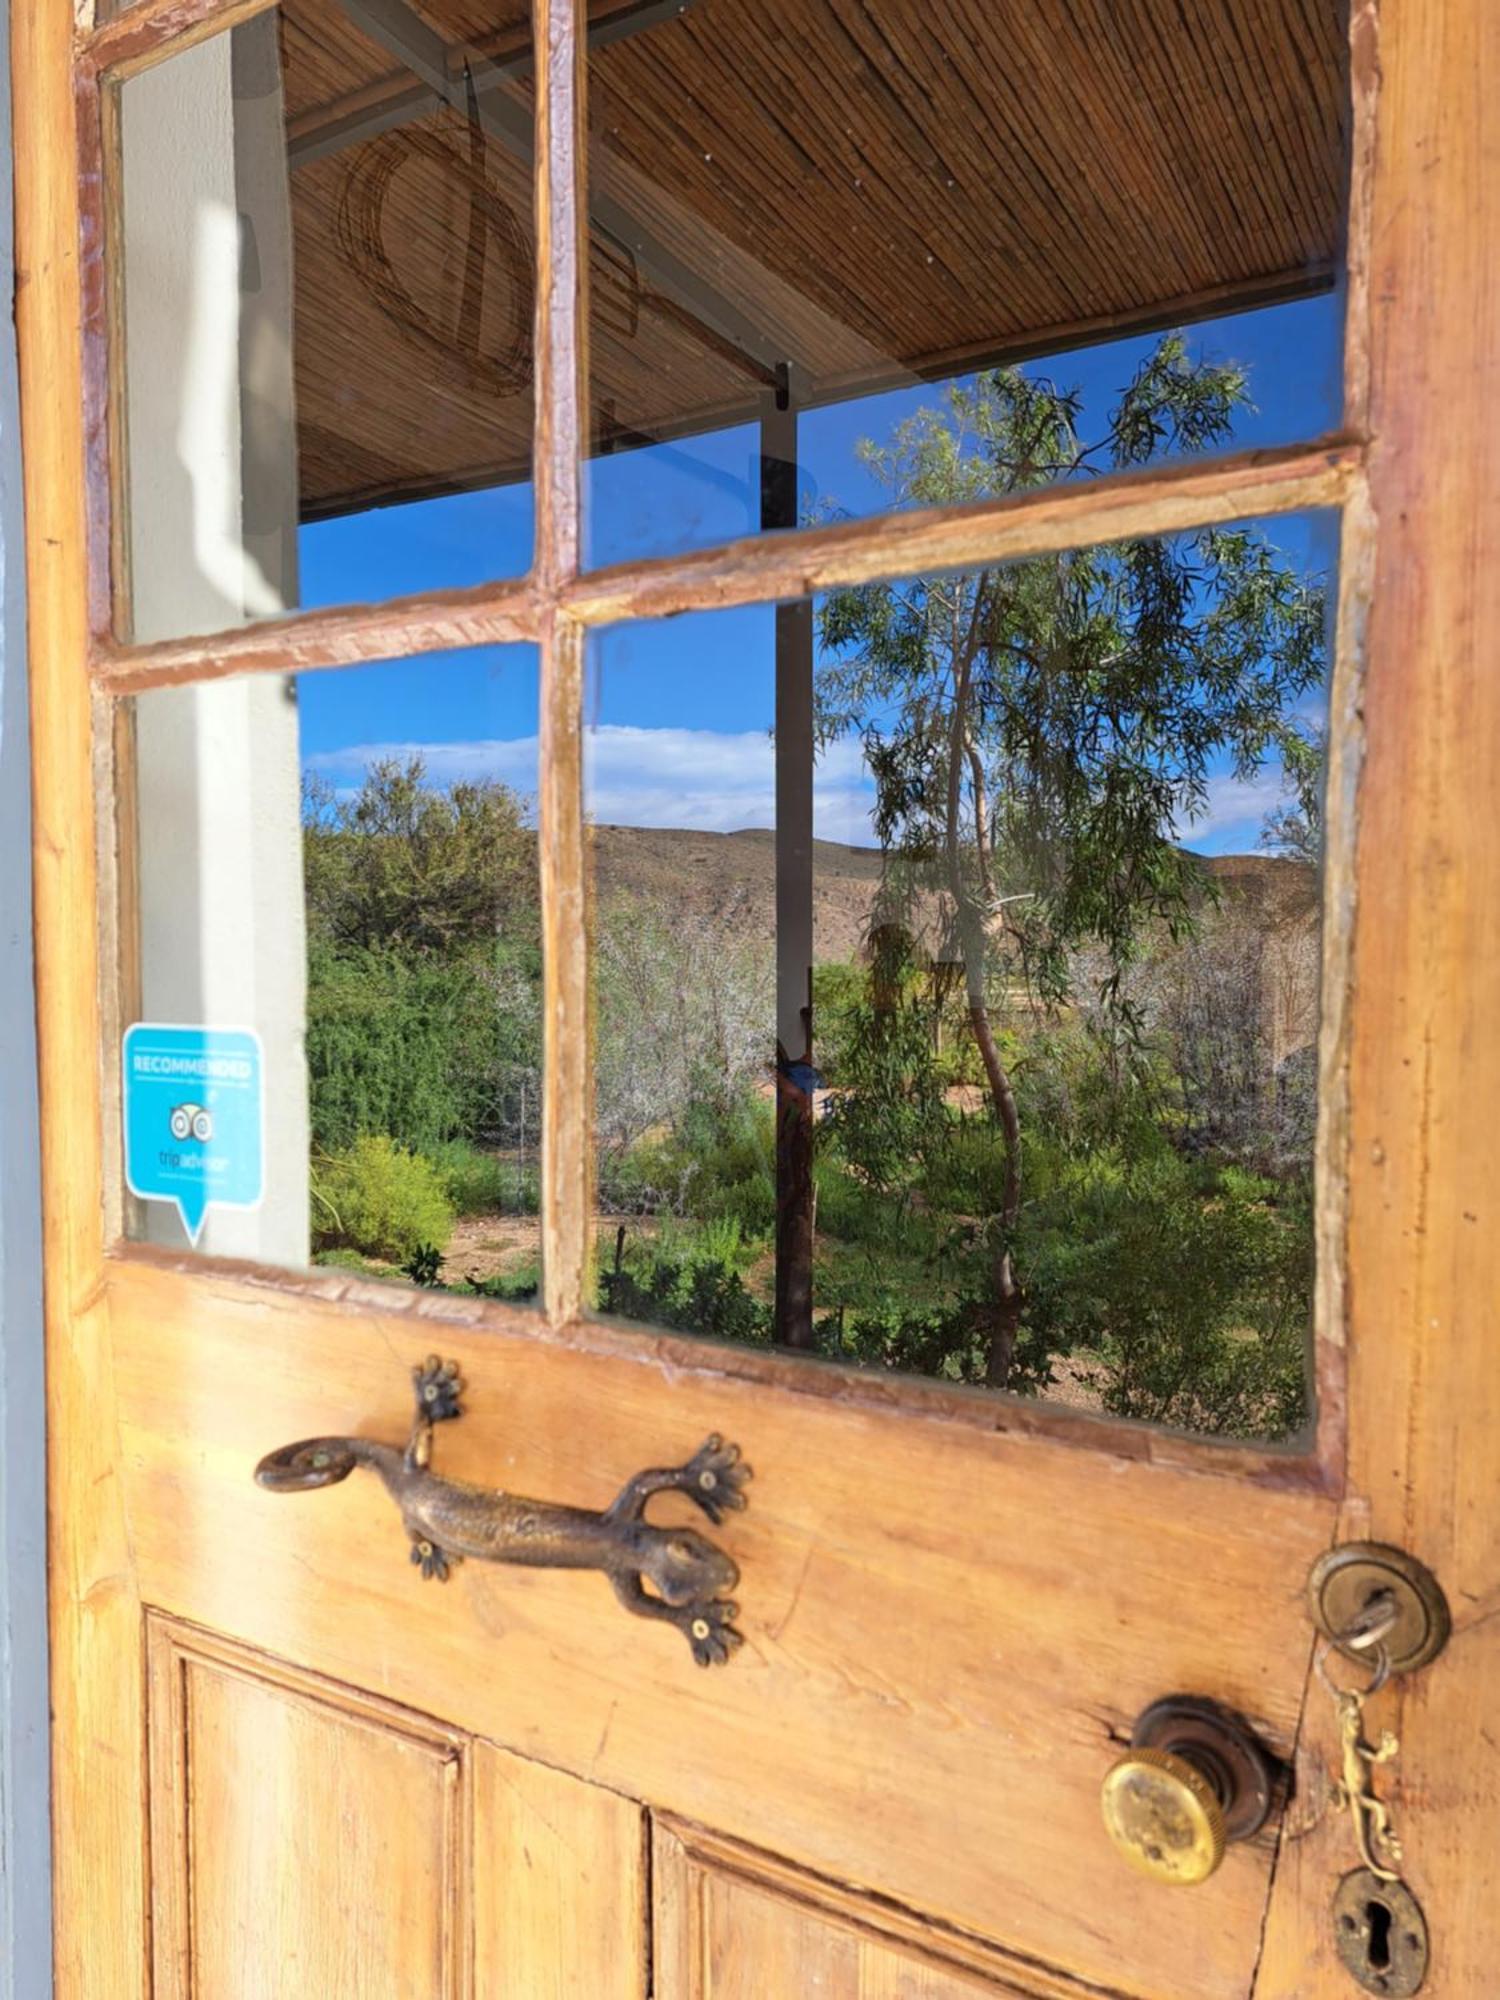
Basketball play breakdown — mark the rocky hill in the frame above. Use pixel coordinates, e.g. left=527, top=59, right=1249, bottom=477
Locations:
left=591, top=823, right=1318, bottom=965
left=592, top=824, right=886, bottom=963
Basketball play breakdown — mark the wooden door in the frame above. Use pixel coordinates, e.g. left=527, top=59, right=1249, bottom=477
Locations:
left=16, top=0, right=1500, bottom=1993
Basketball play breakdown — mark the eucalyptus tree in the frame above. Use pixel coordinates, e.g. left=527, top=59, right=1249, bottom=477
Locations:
left=816, top=338, right=1327, bottom=1387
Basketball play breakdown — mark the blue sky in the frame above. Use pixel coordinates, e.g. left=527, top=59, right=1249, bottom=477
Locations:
left=298, top=291, right=1342, bottom=854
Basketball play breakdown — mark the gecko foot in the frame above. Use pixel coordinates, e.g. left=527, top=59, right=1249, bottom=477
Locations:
left=680, top=1435, right=751, bottom=1525
left=413, top=1355, right=464, bottom=1423
left=409, top=1534, right=458, bottom=1582
left=684, top=1597, right=743, bottom=1667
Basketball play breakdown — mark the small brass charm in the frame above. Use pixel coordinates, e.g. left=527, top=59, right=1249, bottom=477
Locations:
left=256, top=1356, right=751, bottom=1665
left=1331, top=1688, right=1403, bottom=1883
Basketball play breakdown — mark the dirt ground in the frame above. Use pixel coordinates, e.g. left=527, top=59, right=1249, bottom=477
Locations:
left=442, top=1212, right=542, bottom=1283
left=442, top=1211, right=661, bottom=1284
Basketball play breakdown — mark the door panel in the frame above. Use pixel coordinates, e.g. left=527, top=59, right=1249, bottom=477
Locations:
left=146, top=1616, right=646, bottom=1998
left=652, top=1819, right=1113, bottom=2000
left=147, top=1619, right=473, bottom=1999
left=111, top=1255, right=1332, bottom=1998
left=474, top=1731, right=647, bottom=2000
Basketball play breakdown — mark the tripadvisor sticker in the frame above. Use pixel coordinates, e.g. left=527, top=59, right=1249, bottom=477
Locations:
left=123, top=1024, right=264, bottom=1245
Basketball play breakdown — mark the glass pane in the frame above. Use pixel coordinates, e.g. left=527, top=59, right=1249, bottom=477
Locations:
left=115, top=0, right=536, bottom=644
left=585, top=2, right=1348, bottom=565
left=588, top=507, right=1338, bottom=1441
left=120, top=646, right=543, bottom=1313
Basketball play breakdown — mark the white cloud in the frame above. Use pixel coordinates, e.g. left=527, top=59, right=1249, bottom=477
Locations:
left=305, top=726, right=881, bottom=843
left=305, top=730, right=1294, bottom=856
left=1176, top=769, right=1294, bottom=854
left=306, top=735, right=540, bottom=796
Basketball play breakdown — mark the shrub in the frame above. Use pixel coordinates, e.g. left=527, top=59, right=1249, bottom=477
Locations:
left=306, top=938, right=541, bottom=1157
left=656, top=1212, right=761, bottom=1275
left=313, top=1135, right=456, bottom=1264
left=402, top=1243, right=445, bottom=1287
left=1016, top=1143, right=1311, bottom=1437
left=599, top=1096, right=776, bottom=1236
left=428, top=1137, right=539, bottom=1217
left=594, top=893, right=772, bottom=1156
left=597, top=1215, right=772, bottom=1341
left=461, top=1264, right=541, bottom=1304
left=598, top=1250, right=772, bottom=1346
left=812, top=1155, right=930, bottom=1255
left=823, top=1301, right=994, bottom=1384
left=915, top=1115, right=1011, bottom=1217
left=672, top=1098, right=776, bottom=1228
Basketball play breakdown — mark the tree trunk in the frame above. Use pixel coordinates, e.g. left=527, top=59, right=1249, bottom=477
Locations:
left=944, top=592, right=1023, bottom=1388
left=966, top=993, right=1024, bottom=1388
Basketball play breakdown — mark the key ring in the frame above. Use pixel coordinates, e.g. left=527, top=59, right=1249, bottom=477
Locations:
left=1316, top=1638, right=1391, bottom=1701
left=1314, top=1585, right=1398, bottom=1700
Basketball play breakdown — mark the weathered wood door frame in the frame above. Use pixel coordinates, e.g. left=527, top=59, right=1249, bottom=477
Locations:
left=16, top=0, right=1500, bottom=1989
left=0, top=0, right=54, bottom=1985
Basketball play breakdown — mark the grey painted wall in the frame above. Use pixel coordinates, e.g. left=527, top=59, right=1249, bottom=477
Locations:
left=0, top=0, right=55, bottom=1985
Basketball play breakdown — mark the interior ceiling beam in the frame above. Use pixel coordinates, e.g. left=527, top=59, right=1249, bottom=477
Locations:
left=318, top=0, right=780, bottom=379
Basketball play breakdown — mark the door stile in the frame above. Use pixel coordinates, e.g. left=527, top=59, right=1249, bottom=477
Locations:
left=15, top=2, right=148, bottom=1994
left=1300, top=0, right=1385, bottom=1510
left=1258, top=1, right=1500, bottom=1989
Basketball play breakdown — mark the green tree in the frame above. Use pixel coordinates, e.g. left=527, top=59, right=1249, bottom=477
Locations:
left=817, top=339, right=1327, bottom=1386
left=302, top=760, right=543, bottom=1160
left=1259, top=727, right=1326, bottom=864
left=304, top=756, right=537, bottom=952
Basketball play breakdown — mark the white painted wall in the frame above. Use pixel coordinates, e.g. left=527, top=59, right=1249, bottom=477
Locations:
left=123, top=23, right=310, bottom=1265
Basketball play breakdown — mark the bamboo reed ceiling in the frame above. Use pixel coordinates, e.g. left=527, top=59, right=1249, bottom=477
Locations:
left=281, top=0, right=1348, bottom=518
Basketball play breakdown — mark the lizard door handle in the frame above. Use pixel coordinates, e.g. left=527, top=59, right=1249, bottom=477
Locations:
left=255, top=1356, right=751, bottom=1665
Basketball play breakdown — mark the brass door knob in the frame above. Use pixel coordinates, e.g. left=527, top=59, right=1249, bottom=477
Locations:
left=1101, top=1746, right=1227, bottom=1884
left=1100, top=1696, right=1276, bottom=1886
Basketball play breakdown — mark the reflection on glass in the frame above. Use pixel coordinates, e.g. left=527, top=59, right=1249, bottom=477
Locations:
left=116, top=0, right=536, bottom=643
left=124, top=647, right=543, bottom=1314
left=586, top=0, right=1349, bottom=563
left=590, top=496, right=1337, bottom=1440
